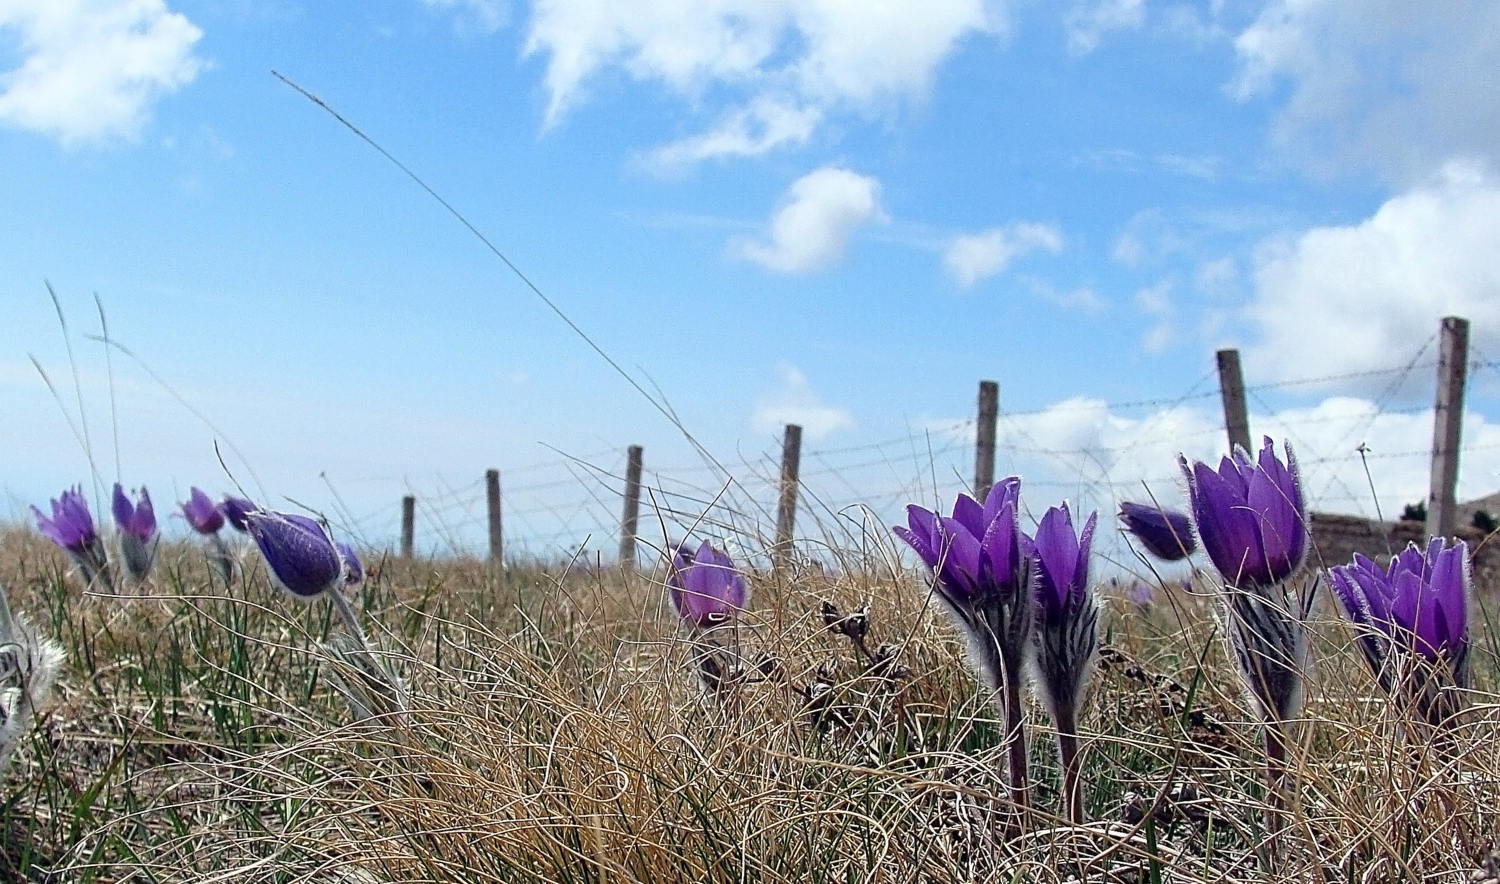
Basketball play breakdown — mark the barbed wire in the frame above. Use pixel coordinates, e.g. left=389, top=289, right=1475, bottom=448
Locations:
left=315, top=347, right=1500, bottom=558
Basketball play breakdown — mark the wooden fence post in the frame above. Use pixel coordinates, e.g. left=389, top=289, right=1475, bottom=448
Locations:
left=485, top=469, right=503, bottom=568
left=775, top=424, right=803, bottom=568
left=1426, top=316, right=1470, bottom=540
left=1216, top=348, right=1252, bottom=455
left=620, top=445, right=643, bottom=568
left=400, top=495, right=415, bottom=559
left=975, top=380, right=998, bottom=503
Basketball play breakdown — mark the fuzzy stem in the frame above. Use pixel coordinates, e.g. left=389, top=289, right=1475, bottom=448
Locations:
left=327, top=586, right=370, bottom=648
left=1055, top=707, right=1084, bottom=825
left=207, top=534, right=235, bottom=586
left=1001, top=661, right=1030, bottom=826
left=1261, top=719, right=1288, bottom=836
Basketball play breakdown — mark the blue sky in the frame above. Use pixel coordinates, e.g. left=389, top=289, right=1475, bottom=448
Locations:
left=5, top=0, right=1500, bottom=575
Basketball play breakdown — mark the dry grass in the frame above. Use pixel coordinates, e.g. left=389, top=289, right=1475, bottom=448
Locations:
left=2, top=526, right=1498, bottom=883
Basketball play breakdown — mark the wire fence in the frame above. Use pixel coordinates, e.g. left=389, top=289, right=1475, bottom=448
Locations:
left=322, top=351, right=1500, bottom=574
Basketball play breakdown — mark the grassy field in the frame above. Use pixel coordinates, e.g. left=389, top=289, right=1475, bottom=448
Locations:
left=1, top=526, right=1498, bottom=882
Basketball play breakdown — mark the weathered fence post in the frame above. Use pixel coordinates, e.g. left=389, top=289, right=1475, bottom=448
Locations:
left=485, top=469, right=503, bottom=568
left=1426, top=316, right=1470, bottom=540
left=1216, top=348, right=1252, bottom=455
left=400, top=495, right=415, bottom=559
left=620, top=445, right=643, bottom=568
left=975, top=380, right=999, bottom=503
left=774, top=424, right=803, bottom=568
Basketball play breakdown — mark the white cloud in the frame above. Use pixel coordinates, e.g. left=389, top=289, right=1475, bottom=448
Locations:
left=1031, top=280, right=1107, bottom=315
left=1194, top=256, right=1239, bottom=299
left=919, top=393, right=1500, bottom=573
left=1134, top=279, right=1174, bottom=353
left=735, top=166, right=887, bottom=273
left=1246, top=161, right=1500, bottom=384
left=944, top=223, right=1063, bottom=287
left=1231, top=0, right=1500, bottom=180
left=752, top=364, right=854, bottom=441
left=645, top=97, right=822, bottom=171
left=0, top=0, right=204, bottom=145
left=421, top=0, right=508, bottom=34
left=1065, top=0, right=1145, bottom=55
left=524, top=0, right=1004, bottom=162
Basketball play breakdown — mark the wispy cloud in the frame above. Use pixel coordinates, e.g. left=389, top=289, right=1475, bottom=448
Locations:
left=752, top=364, right=854, bottom=441
left=944, top=223, right=1063, bottom=288
left=524, top=0, right=1006, bottom=164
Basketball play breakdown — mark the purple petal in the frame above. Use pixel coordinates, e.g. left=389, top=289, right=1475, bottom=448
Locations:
left=112, top=484, right=134, bottom=531
left=950, top=493, right=985, bottom=539
left=1430, top=540, right=1467, bottom=650
left=1184, top=457, right=1261, bottom=586
left=221, top=496, right=255, bottom=532
left=1118, top=501, right=1196, bottom=561
left=1033, top=505, right=1080, bottom=613
left=245, top=511, right=342, bottom=599
left=978, top=500, right=1020, bottom=583
left=182, top=487, right=226, bottom=535
left=337, top=541, right=364, bottom=585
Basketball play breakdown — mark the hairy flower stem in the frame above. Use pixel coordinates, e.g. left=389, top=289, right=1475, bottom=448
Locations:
left=1001, top=665, right=1030, bottom=826
left=1055, top=707, right=1083, bottom=825
left=1261, top=720, right=1289, bottom=836
left=207, top=534, right=235, bottom=586
left=327, top=587, right=370, bottom=648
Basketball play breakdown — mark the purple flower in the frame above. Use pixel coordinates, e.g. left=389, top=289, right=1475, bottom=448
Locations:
left=893, top=477, right=1026, bottom=608
left=33, top=486, right=113, bottom=588
left=894, top=479, right=1036, bottom=815
left=181, top=487, right=225, bottom=535
left=338, top=542, right=365, bottom=586
left=33, top=487, right=98, bottom=554
left=1180, top=438, right=1307, bottom=588
left=112, top=485, right=157, bottom=541
left=1331, top=539, right=1469, bottom=673
left=221, top=496, right=255, bottom=533
left=112, top=484, right=159, bottom=582
left=1029, top=502, right=1101, bottom=823
left=1118, top=501, right=1196, bottom=562
left=245, top=511, right=344, bottom=600
left=668, top=541, right=747, bottom=628
left=1032, top=503, right=1098, bottom=624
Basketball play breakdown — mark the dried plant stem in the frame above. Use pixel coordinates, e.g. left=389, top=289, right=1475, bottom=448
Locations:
left=1055, top=707, right=1083, bottom=825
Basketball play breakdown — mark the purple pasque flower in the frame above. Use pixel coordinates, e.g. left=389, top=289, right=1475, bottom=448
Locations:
left=33, top=486, right=114, bottom=588
left=1028, top=502, right=1100, bottom=825
left=245, top=510, right=345, bottom=600
left=1180, top=437, right=1308, bottom=589
left=221, top=496, right=255, bottom=533
left=1118, top=501, right=1196, bottom=562
left=1032, top=503, right=1098, bottom=624
left=894, top=477, right=1027, bottom=610
left=1330, top=539, right=1470, bottom=693
left=894, top=478, right=1035, bottom=817
left=33, top=486, right=98, bottom=555
left=337, top=542, right=365, bottom=586
left=112, top=484, right=160, bottom=582
left=668, top=540, right=748, bottom=629
left=181, top=487, right=226, bottom=535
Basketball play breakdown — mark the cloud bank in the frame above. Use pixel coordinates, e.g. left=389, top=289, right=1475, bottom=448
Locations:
left=0, top=0, right=204, bottom=145
left=524, top=0, right=1005, bottom=165
left=1246, top=161, right=1500, bottom=383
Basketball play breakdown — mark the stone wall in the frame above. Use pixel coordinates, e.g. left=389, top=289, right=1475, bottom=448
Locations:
left=1309, top=511, right=1500, bottom=593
